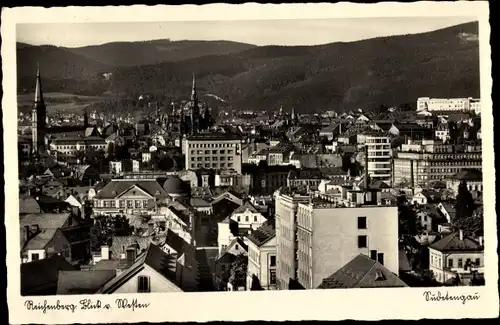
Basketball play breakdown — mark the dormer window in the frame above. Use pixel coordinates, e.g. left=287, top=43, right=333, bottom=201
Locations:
left=137, top=276, right=151, bottom=293
left=374, top=270, right=385, bottom=281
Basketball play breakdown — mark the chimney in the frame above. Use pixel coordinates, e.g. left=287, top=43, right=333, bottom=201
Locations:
left=24, top=225, right=31, bottom=243
left=101, top=245, right=110, bottom=260
left=126, top=247, right=136, bottom=265
left=459, top=229, right=464, bottom=241
left=30, top=224, right=39, bottom=234
left=479, top=236, right=483, bottom=246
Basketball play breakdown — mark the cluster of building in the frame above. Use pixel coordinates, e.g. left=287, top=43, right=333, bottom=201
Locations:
left=18, top=68, right=485, bottom=295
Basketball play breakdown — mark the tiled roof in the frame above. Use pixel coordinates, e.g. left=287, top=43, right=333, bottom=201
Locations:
left=23, top=228, right=61, bottom=251
left=19, top=196, right=42, bottom=214
left=317, top=254, right=408, bottom=289
left=450, top=169, right=482, bottom=182
left=247, top=222, right=276, bottom=247
left=110, top=235, right=167, bottom=260
left=94, top=179, right=166, bottom=199
left=20, top=213, right=72, bottom=229
left=21, top=255, right=78, bottom=296
left=191, top=186, right=212, bottom=198
left=232, top=201, right=259, bottom=215
left=429, top=232, right=483, bottom=252
left=90, top=259, right=122, bottom=271
left=190, top=197, right=211, bottom=208
left=99, top=243, right=181, bottom=293
left=216, top=251, right=237, bottom=264
left=166, top=229, right=191, bottom=255
left=61, top=225, right=92, bottom=243
left=57, top=270, right=116, bottom=295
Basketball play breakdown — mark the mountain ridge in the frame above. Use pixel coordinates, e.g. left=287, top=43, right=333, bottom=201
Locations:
left=17, top=21, right=479, bottom=113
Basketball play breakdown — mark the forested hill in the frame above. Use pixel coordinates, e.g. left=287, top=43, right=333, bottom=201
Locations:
left=17, top=21, right=479, bottom=112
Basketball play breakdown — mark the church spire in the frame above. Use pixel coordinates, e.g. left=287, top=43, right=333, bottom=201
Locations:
left=34, top=62, right=44, bottom=108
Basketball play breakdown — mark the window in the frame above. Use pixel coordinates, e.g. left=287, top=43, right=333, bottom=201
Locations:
left=458, top=258, right=463, bottom=268
left=269, top=269, right=277, bottom=285
left=127, top=200, right=133, bottom=208
left=370, top=250, right=377, bottom=260
left=137, top=276, right=150, bottom=293
left=466, top=258, right=471, bottom=267
left=245, top=216, right=249, bottom=222
left=358, top=217, right=367, bottom=229
left=448, top=259, right=453, bottom=268
left=221, top=264, right=226, bottom=272
left=358, top=236, right=367, bottom=248
left=254, top=216, right=257, bottom=222
left=31, top=253, right=39, bottom=261
left=377, top=253, right=384, bottom=265
left=270, top=255, right=276, bottom=267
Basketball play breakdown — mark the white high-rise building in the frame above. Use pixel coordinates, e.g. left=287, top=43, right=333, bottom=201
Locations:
left=365, top=135, right=392, bottom=183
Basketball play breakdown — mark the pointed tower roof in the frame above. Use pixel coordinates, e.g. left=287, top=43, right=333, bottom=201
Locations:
left=34, top=63, right=45, bottom=108
left=191, top=73, right=197, bottom=102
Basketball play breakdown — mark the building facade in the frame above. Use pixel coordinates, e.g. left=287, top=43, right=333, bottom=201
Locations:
left=365, top=135, right=392, bottom=183
left=275, top=190, right=310, bottom=290
left=296, top=201, right=399, bottom=289
left=185, top=133, right=243, bottom=174
left=392, top=140, right=482, bottom=187
left=417, top=97, right=480, bottom=114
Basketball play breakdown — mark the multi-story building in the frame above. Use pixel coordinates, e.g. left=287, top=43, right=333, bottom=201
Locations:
left=365, top=135, right=392, bottom=183
left=275, top=188, right=310, bottom=290
left=392, top=139, right=482, bottom=187
left=185, top=133, right=243, bottom=174
left=429, top=231, right=484, bottom=285
left=295, top=194, right=399, bottom=289
left=50, top=136, right=107, bottom=164
left=246, top=222, right=277, bottom=290
left=417, top=97, right=480, bottom=114
left=92, top=179, right=168, bottom=217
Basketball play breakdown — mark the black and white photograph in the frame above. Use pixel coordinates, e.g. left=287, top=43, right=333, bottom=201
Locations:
left=3, top=2, right=498, bottom=323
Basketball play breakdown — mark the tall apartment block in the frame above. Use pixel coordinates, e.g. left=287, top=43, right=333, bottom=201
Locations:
left=275, top=188, right=310, bottom=290
left=365, top=134, right=392, bottom=183
left=296, top=191, right=399, bottom=289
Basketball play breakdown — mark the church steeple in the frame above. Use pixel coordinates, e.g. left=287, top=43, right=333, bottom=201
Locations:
left=83, top=106, right=89, bottom=128
left=32, top=63, right=47, bottom=155
left=34, top=63, right=45, bottom=110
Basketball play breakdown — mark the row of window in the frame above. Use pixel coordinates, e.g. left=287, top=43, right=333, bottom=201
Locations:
left=235, top=215, right=259, bottom=223
left=95, top=199, right=149, bottom=208
left=190, top=150, right=234, bottom=155
left=190, top=156, right=234, bottom=161
left=190, top=163, right=234, bottom=169
left=188, top=143, right=237, bottom=148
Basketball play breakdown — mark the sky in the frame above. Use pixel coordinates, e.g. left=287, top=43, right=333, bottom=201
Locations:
left=17, top=17, right=476, bottom=47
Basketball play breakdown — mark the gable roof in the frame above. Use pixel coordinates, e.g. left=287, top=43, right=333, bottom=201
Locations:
left=94, top=179, right=166, bottom=199
left=247, top=222, right=276, bottom=247
left=21, top=255, right=78, bottom=295
left=22, top=228, right=63, bottom=251
left=429, top=232, right=483, bottom=252
left=317, top=254, right=408, bottom=289
left=232, top=201, right=259, bottom=215
left=226, top=237, right=248, bottom=253
left=57, top=270, right=116, bottom=295
left=20, top=213, right=72, bottom=229
left=99, top=243, right=181, bottom=293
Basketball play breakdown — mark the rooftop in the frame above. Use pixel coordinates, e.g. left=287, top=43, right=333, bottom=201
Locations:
left=56, top=270, right=116, bottom=295
left=247, top=222, right=276, bottom=247
left=429, top=232, right=483, bottom=252
left=317, top=254, right=408, bottom=289
left=186, top=132, right=242, bottom=141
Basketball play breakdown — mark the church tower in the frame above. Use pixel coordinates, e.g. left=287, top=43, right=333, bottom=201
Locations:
left=190, top=73, right=200, bottom=135
left=31, top=64, right=47, bottom=154
left=83, top=106, right=89, bottom=128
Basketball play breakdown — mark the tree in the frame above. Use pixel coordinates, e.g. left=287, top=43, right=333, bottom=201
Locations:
left=399, top=206, right=418, bottom=236
left=454, top=180, right=476, bottom=220
left=90, top=215, right=133, bottom=251
left=250, top=274, right=264, bottom=291
left=228, top=254, right=248, bottom=290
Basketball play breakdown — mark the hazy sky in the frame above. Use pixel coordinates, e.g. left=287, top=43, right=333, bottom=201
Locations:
left=17, top=17, right=475, bottom=47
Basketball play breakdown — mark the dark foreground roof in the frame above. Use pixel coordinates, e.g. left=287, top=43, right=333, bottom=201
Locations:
left=21, top=255, right=78, bottom=296
left=57, top=270, right=116, bottom=295
left=317, top=254, right=408, bottom=289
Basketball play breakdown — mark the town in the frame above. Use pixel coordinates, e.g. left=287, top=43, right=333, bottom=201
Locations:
left=18, top=67, right=484, bottom=295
